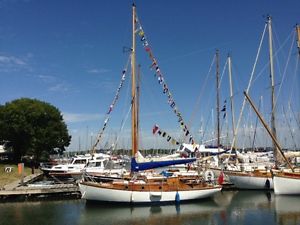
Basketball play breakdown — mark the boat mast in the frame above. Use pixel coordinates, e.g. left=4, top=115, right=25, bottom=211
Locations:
left=267, top=16, right=279, bottom=166
left=228, top=54, right=236, bottom=148
left=137, top=64, right=141, bottom=150
left=216, top=50, right=220, bottom=153
left=297, top=24, right=300, bottom=56
left=131, top=4, right=138, bottom=157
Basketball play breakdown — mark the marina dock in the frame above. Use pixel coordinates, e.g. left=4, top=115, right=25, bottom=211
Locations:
left=0, top=173, right=80, bottom=200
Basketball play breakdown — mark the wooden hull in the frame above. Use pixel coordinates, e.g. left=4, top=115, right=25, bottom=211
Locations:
left=274, top=172, right=300, bottom=195
left=224, top=170, right=273, bottom=189
left=79, top=178, right=221, bottom=203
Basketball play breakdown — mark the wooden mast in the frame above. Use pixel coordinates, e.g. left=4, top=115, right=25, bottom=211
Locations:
left=267, top=16, right=279, bottom=166
left=228, top=54, right=236, bottom=148
left=137, top=64, right=141, bottom=150
left=131, top=4, right=138, bottom=158
left=216, top=50, right=220, bottom=154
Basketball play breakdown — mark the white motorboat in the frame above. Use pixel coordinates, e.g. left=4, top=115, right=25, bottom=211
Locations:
left=40, top=154, right=92, bottom=178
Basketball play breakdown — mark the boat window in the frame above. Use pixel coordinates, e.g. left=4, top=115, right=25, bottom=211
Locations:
left=88, top=162, right=96, bottom=167
left=73, top=159, right=87, bottom=164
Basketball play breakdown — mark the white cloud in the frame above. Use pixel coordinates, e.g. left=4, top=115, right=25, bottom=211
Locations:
left=63, top=112, right=103, bottom=123
left=87, top=68, right=110, bottom=74
left=0, top=55, right=27, bottom=65
left=0, top=54, right=30, bottom=73
left=37, top=74, right=72, bottom=93
left=38, top=74, right=56, bottom=83
left=49, top=83, right=69, bottom=92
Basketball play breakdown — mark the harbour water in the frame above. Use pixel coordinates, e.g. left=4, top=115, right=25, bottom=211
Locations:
left=0, top=190, right=300, bottom=225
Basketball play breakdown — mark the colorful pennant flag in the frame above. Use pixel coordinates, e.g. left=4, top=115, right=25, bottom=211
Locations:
left=135, top=16, right=194, bottom=144
left=152, top=124, right=180, bottom=146
left=152, top=124, right=159, bottom=134
left=221, top=99, right=226, bottom=119
left=91, top=56, right=130, bottom=152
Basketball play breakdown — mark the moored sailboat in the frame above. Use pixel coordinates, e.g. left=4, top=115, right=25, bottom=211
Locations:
left=273, top=171, right=300, bottom=195
left=272, top=24, right=300, bottom=195
left=79, top=4, right=221, bottom=203
left=223, top=16, right=280, bottom=190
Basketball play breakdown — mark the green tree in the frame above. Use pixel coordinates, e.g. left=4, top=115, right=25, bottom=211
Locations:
left=0, top=98, right=71, bottom=162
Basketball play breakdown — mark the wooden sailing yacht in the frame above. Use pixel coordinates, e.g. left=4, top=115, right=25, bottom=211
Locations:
left=223, top=16, right=277, bottom=190
left=78, top=4, right=221, bottom=203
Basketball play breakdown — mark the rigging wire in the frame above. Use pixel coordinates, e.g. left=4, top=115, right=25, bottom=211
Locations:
left=251, top=29, right=293, bottom=86
left=273, top=29, right=295, bottom=110
left=187, top=55, right=215, bottom=132
left=92, top=54, right=131, bottom=152
left=230, top=22, right=267, bottom=151
left=288, top=51, right=300, bottom=104
left=219, top=58, right=228, bottom=89
left=282, top=105, right=297, bottom=150
left=290, top=102, right=300, bottom=131
left=201, top=108, right=213, bottom=143
left=251, top=96, right=262, bottom=150
left=112, top=104, right=132, bottom=151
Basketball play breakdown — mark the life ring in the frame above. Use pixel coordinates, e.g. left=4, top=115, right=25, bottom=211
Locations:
left=204, top=170, right=215, bottom=182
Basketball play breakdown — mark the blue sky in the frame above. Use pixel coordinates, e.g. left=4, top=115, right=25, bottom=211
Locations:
left=0, top=0, right=299, bottom=151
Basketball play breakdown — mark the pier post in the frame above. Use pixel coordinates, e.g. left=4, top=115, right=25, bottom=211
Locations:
left=18, top=163, right=24, bottom=185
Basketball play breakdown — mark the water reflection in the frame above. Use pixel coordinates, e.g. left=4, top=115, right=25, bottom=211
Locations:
left=0, top=191, right=300, bottom=225
left=79, top=199, right=224, bottom=225
left=225, top=190, right=275, bottom=225
left=0, top=200, right=83, bottom=225
left=275, top=195, right=300, bottom=225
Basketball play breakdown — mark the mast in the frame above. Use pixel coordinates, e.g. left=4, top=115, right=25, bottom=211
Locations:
left=297, top=24, right=300, bottom=56
left=267, top=16, right=279, bottom=166
left=228, top=54, right=236, bottom=148
left=137, top=64, right=141, bottom=150
left=216, top=50, right=220, bottom=153
left=131, top=4, right=138, bottom=157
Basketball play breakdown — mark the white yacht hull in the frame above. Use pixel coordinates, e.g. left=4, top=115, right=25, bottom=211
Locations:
left=225, top=172, right=273, bottom=189
left=79, top=183, right=221, bottom=203
left=273, top=174, right=300, bottom=195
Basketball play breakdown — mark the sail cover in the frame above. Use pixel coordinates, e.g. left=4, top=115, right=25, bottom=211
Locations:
left=131, top=157, right=196, bottom=172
